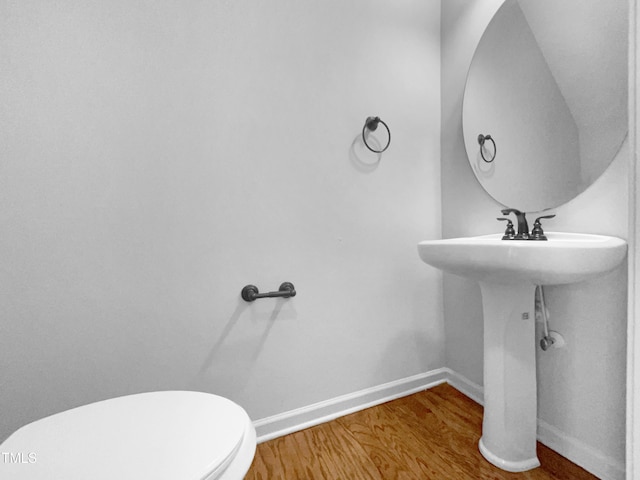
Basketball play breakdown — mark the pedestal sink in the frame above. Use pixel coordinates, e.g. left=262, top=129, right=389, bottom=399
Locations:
left=417, top=232, right=627, bottom=472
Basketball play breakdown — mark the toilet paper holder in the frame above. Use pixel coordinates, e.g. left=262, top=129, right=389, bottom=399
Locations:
left=241, top=282, right=296, bottom=302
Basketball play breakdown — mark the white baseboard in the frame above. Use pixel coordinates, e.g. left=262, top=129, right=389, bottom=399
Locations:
left=537, top=419, right=625, bottom=480
left=253, top=368, right=448, bottom=443
left=444, top=368, right=484, bottom=405
left=253, top=368, right=625, bottom=480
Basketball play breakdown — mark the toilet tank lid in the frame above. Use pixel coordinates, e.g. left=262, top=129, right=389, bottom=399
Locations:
left=0, top=391, right=252, bottom=480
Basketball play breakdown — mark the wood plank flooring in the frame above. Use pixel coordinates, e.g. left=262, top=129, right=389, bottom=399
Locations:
left=246, top=383, right=598, bottom=479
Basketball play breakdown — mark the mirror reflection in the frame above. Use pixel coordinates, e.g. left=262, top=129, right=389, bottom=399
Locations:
left=463, top=0, right=628, bottom=212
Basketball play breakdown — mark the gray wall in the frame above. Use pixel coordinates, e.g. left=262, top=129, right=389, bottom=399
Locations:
left=0, top=0, right=443, bottom=442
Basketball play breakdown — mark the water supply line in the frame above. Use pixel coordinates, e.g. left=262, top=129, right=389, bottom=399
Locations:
left=536, top=285, right=555, bottom=351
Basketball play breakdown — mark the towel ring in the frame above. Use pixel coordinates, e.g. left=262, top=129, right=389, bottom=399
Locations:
left=362, top=116, right=391, bottom=153
left=478, top=134, right=496, bottom=163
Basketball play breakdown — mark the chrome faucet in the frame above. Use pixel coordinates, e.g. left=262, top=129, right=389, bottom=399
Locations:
left=501, top=208, right=529, bottom=239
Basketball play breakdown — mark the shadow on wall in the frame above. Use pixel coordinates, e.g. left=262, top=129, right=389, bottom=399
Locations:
left=373, top=330, right=440, bottom=386
left=190, top=298, right=290, bottom=395
left=370, top=278, right=444, bottom=384
left=350, top=134, right=382, bottom=173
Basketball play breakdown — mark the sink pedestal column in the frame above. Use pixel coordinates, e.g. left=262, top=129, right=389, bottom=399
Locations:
left=478, top=281, right=540, bottom=472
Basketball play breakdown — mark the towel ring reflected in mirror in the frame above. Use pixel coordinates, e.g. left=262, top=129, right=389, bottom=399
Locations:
left=478, top=134, right=496, bottom=163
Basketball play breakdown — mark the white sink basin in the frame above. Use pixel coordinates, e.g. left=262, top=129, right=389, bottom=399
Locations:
left=417, top=231, right=626, bottom=472
left=418, top=232, right=627, bottom=285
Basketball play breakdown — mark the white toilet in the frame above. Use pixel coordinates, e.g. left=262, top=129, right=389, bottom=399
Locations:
left=0, top=391, right=256, bottom=480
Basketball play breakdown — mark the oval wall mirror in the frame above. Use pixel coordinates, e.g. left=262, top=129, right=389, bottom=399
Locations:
left=462, top=0, right=628, bottom=212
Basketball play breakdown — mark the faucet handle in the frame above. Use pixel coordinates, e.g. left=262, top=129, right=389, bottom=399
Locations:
left=497, top=217, right=516, bottom=239
left=500, top=208, right=529, bottom=239
left=530, top=214, right=556, bottom=241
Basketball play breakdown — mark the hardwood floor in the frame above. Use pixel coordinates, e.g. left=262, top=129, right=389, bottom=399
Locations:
left=245, top=383, right=598, bottom=479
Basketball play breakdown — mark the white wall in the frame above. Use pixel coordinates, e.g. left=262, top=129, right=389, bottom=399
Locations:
left=441, top=1, right=628, bottom=478
left=0, top=0, right=443, bottom=442
left=629, top=0, right=640, bottom=473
